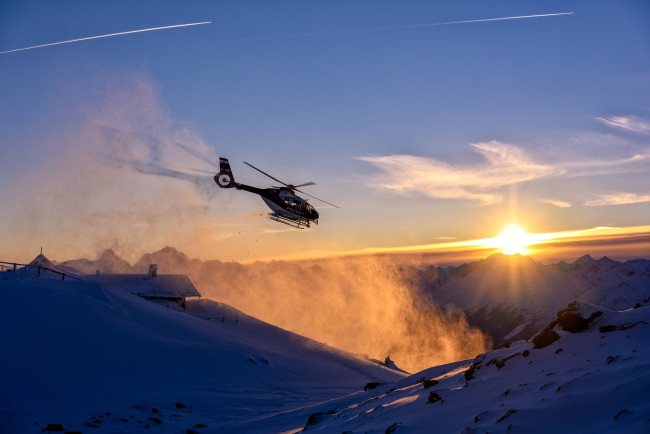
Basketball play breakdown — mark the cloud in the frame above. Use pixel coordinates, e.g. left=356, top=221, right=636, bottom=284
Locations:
left=540, top=199, right=572, bottom=208
left=584, top=192, right=650, bottom=207
left=596, top=115, right=650, bottom=134
left=358, top=141, right=558, bottom=204
left=359, top=137, right=650, bottom=204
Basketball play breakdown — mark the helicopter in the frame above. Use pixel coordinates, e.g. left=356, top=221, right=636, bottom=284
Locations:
left=214, top=157, right=339, bottom=229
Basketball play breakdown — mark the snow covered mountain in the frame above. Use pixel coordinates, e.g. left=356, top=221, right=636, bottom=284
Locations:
left=420, top=253, right=650, bottom=346
left=276, top=301, right=650, bottom=433
left=0, top=272, right=403, bottom=433
left=3, top=249, right=650, bottom=432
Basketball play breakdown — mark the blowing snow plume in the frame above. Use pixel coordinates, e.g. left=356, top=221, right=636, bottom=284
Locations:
left=188, top=255, right=491, bottom=373
left=0, top=73, right=221, bottom=262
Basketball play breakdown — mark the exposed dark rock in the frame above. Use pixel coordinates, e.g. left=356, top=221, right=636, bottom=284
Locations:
left=195, top=424, right=207, bottom=428
left=326, top=409, right=336, bottom=415
left=464, top=354, right=485, bottom=381
left=614, top=409, right=630, bottom=420
left=64, top=431, right=82, bottom=434
left=151, top=408, right=159, bottom=414
left=427, top=392, right=442, bottom=403
left=532, top=328, right=560, bottom=349
left=386, top=422, right=400, bottom=433
left=303, top=412, right=325, bottom=430
left=148, top=417, right=162, bottom=424
left=364, top=381, right=385, bottom=391
left=557, top=302, right=602, bottom=333
left=41, top=425, right=64, bottom=432
left=187, top=430, right=199, bottom=434
left=555, top=348, right=563, bottom=354
left=522, top=349, right=530, bottom=357
left=496, top=409, right=517, bottom=423
left=486, top=352, right=521, bottom=370
left=600, top=321, right=648, bottom=333
left=175, top=402, right=187, bottom=408
left=422, top=379, right=439, bottom=389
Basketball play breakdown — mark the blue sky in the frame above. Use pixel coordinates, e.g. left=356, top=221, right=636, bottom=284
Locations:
left=1, top=1, right=649, bottom=263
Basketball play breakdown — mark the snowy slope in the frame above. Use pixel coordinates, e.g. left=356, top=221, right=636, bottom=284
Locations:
left=274, top=302, right=650, bottom=433
left=0, top=273, right=404, bottom=433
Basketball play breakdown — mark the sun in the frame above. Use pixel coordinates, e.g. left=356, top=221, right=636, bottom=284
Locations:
left=493, top=225, right=532, bottom=255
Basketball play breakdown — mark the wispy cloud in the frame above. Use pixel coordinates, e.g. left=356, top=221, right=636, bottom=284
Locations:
left=359, top=139, right=650, bottom=204
left=596, top=115, right=650, bottom=134
left=584, top=192, right=650, bottom=206
left=540, top=199, right=572, bottom=208
left=358, top=141, right=558, bottom=204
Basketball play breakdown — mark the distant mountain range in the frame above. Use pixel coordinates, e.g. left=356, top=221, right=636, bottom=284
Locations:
left=61, top=248, right=650, bottom=371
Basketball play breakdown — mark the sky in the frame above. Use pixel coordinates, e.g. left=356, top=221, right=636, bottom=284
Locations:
left=1, top=0, right=649, bottom=264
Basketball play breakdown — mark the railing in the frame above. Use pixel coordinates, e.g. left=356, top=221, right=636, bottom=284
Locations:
left=0, top=260, right=80, bottom=281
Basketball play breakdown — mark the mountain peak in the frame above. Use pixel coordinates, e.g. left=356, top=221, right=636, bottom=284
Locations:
left=573, top=254, right=597, bottom=268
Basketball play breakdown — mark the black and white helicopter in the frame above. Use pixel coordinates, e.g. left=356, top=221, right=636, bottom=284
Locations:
left=214, top=157, right=339, bottom=229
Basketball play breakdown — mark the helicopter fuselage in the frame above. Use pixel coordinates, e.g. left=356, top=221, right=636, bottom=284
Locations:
left=237, top=183, right=319, bottom=225
left=214, top=157, right=320, bottom=228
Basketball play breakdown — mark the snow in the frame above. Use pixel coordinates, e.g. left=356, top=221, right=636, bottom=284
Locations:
left=2, top=251, right=649, bottom=433
left=288, top=306, right=650, bottom=433
left=0, top=272, right=403, bottom=433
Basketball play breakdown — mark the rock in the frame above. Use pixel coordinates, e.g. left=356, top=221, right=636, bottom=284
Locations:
left=487, top=352, right=521, bottom=370
left=599, top=321, right=648, bottom=333
left=614, top=409, right=630, bottom=420
left=464, top=354, right=486, bottom=381
left=41, top=424, right=64, bottom=432
left=532, top=328, right=560, bottom=349
left=557, top=301, right=602, bottom=333
left=195, top=423, right=207, bottom=428
left=386, top=422, right=400, bottom=433
left=422, top=379, right=439, bottom=389
left=148, top=417, right=162, bottom=424
left=496, top=409, right=517, bottom=423
left=303, top=412, right=324, bottom=429
left=428, top=392, right=442, bottom=403
left=175, top=402, right=187, bottom=409
left=364, top=381, right=385, bottom=391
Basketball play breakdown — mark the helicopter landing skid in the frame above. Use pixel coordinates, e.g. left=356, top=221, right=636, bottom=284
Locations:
left=269, top=213, right=310, bottom=229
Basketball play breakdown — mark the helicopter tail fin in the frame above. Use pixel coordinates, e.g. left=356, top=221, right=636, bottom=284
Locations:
left=214, top=157, right=237, bottom=188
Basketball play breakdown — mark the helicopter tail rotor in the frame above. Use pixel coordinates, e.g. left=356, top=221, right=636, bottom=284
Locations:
left=214, top=157, right=237, bottom=188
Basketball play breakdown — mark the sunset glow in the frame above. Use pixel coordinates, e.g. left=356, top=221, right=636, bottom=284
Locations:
left=490, top=225, right=534, bottom=255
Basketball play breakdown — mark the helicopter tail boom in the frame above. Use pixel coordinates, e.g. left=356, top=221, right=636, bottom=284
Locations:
left=214, top=157, right=237, bottom=188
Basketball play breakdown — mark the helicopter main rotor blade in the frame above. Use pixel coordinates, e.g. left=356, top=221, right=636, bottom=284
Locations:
left=295, top=188, right=340, bottom=208
left=293, top=181, right=316, bottom=188
left=243, top=161, right=291, bottom=188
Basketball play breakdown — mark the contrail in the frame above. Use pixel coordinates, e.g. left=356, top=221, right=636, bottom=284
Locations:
left=0, top=21, right=212, bottom=55
left=217, top=12, right=574, bottom=43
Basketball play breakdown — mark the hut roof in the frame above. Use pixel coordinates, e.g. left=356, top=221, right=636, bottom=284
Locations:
left=92, top=274, right=201, bottom=298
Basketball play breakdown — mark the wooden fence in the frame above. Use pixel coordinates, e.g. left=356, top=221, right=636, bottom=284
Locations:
left=0, top=260, right=80, bottom=281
